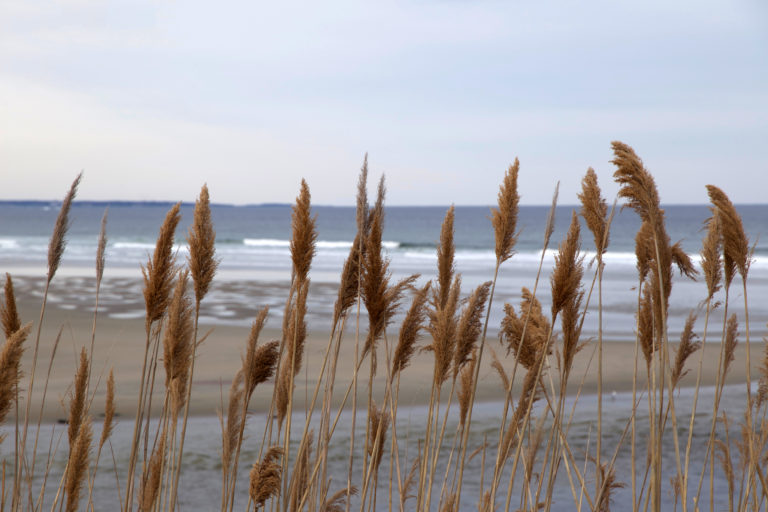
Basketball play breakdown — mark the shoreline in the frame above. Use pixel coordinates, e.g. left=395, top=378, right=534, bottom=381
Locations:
left=10, top=285, right=762, bottom=423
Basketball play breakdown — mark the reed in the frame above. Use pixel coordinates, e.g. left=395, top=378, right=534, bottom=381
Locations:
left=2, top=144, right=766, bottom=512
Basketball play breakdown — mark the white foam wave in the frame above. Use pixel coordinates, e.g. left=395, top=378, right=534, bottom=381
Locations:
left=0, top=238, right=20, bottom=249
left=243, top=238, right=400, bottom=250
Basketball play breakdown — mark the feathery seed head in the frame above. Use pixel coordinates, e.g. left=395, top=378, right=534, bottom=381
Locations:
left=0, top=322, right=31, bottom=425
left=249, top=447, right=283, bottom=508
left=491, top=159, right=520, bottom=264
left=48, top=172, right=82, bottom=282
left=142, top=202, right=181, bottom=326
left=706, top=184, right=750, bottom=282
left=550, top=212, right=584, bottom=318
left=392, top=282, right=431, bottom=378
left=453, top=281, right=491, bottom=378
left=500, top=288, right=551, bottom=371
left=1, top=274, right=21, bottom=339
left=96, top=209, right=108, bottom=287
left=701, top=213, right=723, bottom=299
left=578, top=168, right=609, bottom=256
left=187, top=184, right=219, bottom=304
left=290, top=180, right=317, bottom=285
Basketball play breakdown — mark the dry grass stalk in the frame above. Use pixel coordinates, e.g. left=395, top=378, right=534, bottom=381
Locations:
left=289, top=431, right=313, bottom=512
left=290, top=179, right=318, bottom=285
left=500, top=288, right=551, bottom=371
left=142, top=202, right=181, bottom=326
left=501, top=364, right=542, bottom=461
left=333, top=233, right=362, bottom=326
left=453, top=281, right=492, bottom=378
left=367, top=401, right=389, bottom=474
left=187, top=184, right=219, bottom=304
left=319, top=485, right=357, bottom=512
left=96, top=209, right=108, bottom=287
left=437, top=206, right=456, bottom=309
left=637, top=281, right=656, bottom=369
left=550, top=212, right=584, bottom=319
left=715, top=436, right=735, bottom=506
left=578, top=167, right=609, bottom=255
left=634, top=221, right=655, bottom=283
left=700, top=213, right=723, bottom=300
left=249, top=447, right=283, bottom=508
left=138, top=430, right=165, bottom=512
left=48, top=172, right=82, bottom=282
left=222, top=370, right=245, bottom=473
left=392, top=282, right=431, bottom=378
left=99, top=368, right=115, bottom=449
left=706, top=184, right=750, bottom=282
left=65, top=418, right=91, bottom=512
left=401, top=457, right=420, bottom=509
left=671, top=311, right=701, bottom=388
left=244, top=339, right=280, bottom=400
left=361, top=175, right=389, bottom=362
left=163, top=270, right=194, bottom=414
left=559, top=288, right=584, bottom=383
left=723, top=314, right=739, bottom=378
left=595, top=460, right=625, bottom=512
left=611, top=141, right=660, bottom=226
left=1, top=274, right=21, bottom=338
left=491, top=159, right=520, bottom=263
left=68, top=348, right=89, bottom=448
left=543, top=183, right=560, bottom=251
left=458, top=355, right=476, bottom=427
left=425, top=276, right=461, bottom=385
left=357, top=154, right=370, bottom=236
left=0, top=323, right=31, bottom=426
left=489, top=348, right=509, bottom=396
left=284, top=278, right=309, bottom=379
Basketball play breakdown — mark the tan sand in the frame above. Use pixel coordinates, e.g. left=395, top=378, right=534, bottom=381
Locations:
left=11, top=289, right=760, bottom=423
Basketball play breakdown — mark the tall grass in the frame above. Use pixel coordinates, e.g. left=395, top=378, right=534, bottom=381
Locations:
left=1, top=141, right=766, bottom=511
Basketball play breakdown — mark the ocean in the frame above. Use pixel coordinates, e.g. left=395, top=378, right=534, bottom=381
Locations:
left=1, top=201, right=766, bottom=340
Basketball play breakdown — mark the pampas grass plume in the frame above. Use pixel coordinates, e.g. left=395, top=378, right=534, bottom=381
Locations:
left=142, top=202, right=181, bottom=325
left=188, top=184, right=219, bottom=304
left=48, top=172, right=82, bottom=282
left=249, top=447, right=283, bottom=508
left=96, top=209, right=108, bottom=287
left=706, top=184, right=750, bottom=281
left=491, top=159, right=520, bottom=264
left=99, top=368, right=115, bottom=449
left=1, top=274, right=21, bottom=339
left=65, top=418, right=91, bottom=512
left=290, top=179, right=317, bottom=284
left=0, top=322, right=31, bottom=425
left=578, top=168, right=609, bottom=255
left=392, top=282, right=431, bottom=378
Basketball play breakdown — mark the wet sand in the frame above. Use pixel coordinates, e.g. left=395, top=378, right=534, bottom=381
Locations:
left=7, top=275, right=761, bottom=422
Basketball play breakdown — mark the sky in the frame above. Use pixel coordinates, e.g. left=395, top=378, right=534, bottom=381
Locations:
left=1, top=0, right=767, bottom=206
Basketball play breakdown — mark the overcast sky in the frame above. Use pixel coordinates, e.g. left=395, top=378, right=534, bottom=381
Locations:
left=1, top=0, right=767, bottom=205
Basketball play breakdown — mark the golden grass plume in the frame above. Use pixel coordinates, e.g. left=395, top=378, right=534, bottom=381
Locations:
left=1, top=273, right=21, bottom=339
left=706, top=184, right=750, bottom=282
left=48, top=172, right=82, bottom=282
left=187, top=184, right=219, bottom=304
left=290, top=179, right=318, bottom=285
left=249, top=447, right=283, bottom=508
left=0, top=322, right=31, bottom=426
left=578, top=167, right=609, bottom=256
left=491, top=159, right=520, bottom=264
left=142, top=202, right=181, bottom=325
left=500, top=287, right=551, bottom=371
left=392, top=282, right=431, bottom=378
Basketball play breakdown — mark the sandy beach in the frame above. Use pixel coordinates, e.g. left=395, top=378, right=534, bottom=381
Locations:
left=9, top=275, right=760, bottom=423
